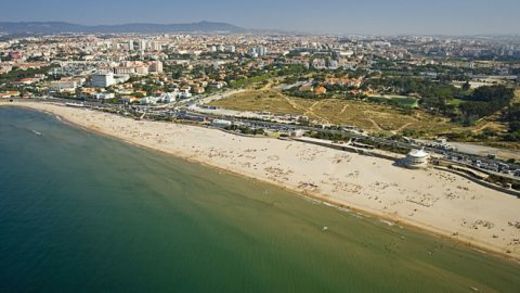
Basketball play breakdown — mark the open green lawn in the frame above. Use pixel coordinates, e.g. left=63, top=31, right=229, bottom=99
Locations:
left=446, top=98, right=465, bottom=106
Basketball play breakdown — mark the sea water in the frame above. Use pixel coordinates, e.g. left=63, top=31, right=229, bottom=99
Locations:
left=0, top=107, right=519, bottom=292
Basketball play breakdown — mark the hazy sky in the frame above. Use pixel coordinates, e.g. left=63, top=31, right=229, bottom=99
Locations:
left=1, top=0, right=519, bottom=35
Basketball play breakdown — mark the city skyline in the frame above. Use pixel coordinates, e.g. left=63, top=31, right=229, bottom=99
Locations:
left=1, top=0, right=519, bottom=35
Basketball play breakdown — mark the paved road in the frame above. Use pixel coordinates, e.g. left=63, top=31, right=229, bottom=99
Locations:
left=449, top=142, right=520, bottom=161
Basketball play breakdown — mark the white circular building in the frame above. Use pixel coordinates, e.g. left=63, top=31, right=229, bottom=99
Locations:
left=404, top=149, right=430, bottom=169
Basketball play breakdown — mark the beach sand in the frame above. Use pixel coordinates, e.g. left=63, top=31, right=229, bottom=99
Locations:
left=4, top=101, right=520, bottom=260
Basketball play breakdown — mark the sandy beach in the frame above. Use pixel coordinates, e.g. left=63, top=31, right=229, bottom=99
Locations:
left=4, top=101, right=520, bottom=260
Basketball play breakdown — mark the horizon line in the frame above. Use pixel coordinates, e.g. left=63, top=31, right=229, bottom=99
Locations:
left=1, top=20, right=519, bottom=37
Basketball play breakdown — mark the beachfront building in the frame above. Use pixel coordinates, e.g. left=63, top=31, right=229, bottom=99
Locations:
left=291, top=129, right=306, bottom=137
left=404, top=149, right=430, bottom=169
left=93, top=93, right=116, bottom=100
left=91, top=73, right=115, bottom=88
left=50, top=78, right=85, bottom=91
left=212, top=119, right=233, bottom=128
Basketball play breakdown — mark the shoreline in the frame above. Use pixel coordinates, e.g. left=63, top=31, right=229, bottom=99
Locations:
left=3, top=101, right=520, bottom=262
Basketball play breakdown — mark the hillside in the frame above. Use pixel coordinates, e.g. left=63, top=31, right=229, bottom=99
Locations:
left=0, top=21, right=246, bottom=35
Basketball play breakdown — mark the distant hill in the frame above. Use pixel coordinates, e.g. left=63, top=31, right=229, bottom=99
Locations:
left=0, top=21, right=246, bottom=35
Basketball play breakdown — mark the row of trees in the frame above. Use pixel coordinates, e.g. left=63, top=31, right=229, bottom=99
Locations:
left=459, top=86, right=515, bottom=123
left=366, top=76, right=515, bottom=116
left=504, top=104, right=520, bottom=141
left=0, top=65, right=57, bottom=84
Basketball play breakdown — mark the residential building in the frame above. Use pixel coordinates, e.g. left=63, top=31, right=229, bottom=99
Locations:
left=149, top=61, right=163, bottom=74
left=138, top=40, right=147, bottom=51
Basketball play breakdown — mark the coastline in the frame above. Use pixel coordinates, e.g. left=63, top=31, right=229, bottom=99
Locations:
left=3, top=101, right=520, bottom=262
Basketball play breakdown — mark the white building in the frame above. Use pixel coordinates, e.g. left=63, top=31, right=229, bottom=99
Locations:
left=139, top=96, right=158, bottom=105
left=212, top=119, right=233, bottom=128
left=328, top=60, right=339, bottom=70
left=50, top=78, right=84, bottom=91
left=226, top=45, right=236, bottom=53
left=149, top=41, right=162, bottom=51
left=138, top=40, right=147, bottom=51
left=404, top=149, right=430, bottom=169
left=93, top=93, right=115, bottom=100
left=159, top=92, right=177, bottom=103
left=258, top=46, right=268, bottom=56
left=91, top=73, right=115, bottom=88
left=312, top=59, right=327, bottom=70
left=248, top=48, right=258, bottom=58
left=291, top=129, right=306, bottom=137
left=210, top=81, right=226, bottom=89
left=179, top=91, right=192, bottom=99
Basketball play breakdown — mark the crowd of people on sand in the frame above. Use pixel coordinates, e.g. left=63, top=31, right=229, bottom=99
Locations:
left=13, top=102, right=520, bottom=259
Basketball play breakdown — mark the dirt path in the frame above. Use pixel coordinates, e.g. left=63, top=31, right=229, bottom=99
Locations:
left=281, top=96, right=330, bottom=124
left=260, top=80, right=274, bottom=91
left=305, top=100, right=331, bottom=124
left=303, top=100, right=322, bottom=116
left=282, top=95, right=306, bottom=112
left=364, top=117, right=383, bottom=131
left=473, top=121, right=502, bottom=132
left=396, top=122, right=413, bottom=132
left=339, top=103, right=349, bottom=115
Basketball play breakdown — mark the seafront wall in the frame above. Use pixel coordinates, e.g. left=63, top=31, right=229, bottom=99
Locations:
left=435, top=166, right=520, bottom=198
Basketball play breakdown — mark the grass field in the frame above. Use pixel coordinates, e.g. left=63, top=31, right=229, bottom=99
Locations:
left=212, top=90, right=303, bottom=115
left=367, top=95, right=419, bottom=108
left=210, top=90, right=462, bottom=136
left=446, top=98, right=465, bottom=106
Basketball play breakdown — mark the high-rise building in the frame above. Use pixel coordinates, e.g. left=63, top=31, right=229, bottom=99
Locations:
left=138, top=40, right=147, bottom=51
left=248, top=47, right=258, bottom=58
left=149, top=41, right=162, bottom=51
left=128, top=40, right=134, bottom=51
left=258, top=46, right=268, bottom=56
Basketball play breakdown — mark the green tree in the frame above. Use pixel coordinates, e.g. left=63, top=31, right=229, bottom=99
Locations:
left=462, top=81, right=471, bottom=91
